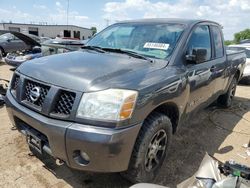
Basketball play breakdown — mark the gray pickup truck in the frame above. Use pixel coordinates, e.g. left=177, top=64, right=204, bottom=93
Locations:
left=5, top=19, right=246, bottom=183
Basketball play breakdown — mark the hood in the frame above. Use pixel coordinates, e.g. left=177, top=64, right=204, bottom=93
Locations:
left=0, top=30, right=41, bottom=47
left=17, top=51, right=167, bottom=92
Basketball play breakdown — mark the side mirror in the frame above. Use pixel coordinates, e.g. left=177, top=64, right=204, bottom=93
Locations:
left=186, top=48, right=207, bottom=64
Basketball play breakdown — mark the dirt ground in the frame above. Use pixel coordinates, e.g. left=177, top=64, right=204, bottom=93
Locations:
left=0, top=63, right=249, bottom=188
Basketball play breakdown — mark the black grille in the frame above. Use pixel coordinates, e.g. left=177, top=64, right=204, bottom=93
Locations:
left=23, top=80, right=50, bottom=107
left=52, top=91, right=76, bottom=116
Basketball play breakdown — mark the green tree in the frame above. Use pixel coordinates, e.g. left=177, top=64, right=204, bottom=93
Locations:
left=90, top=27, right=97, bottom=35
left=234, top=29, right=250, bottom=43
left=224, top=40, right=234, bottom=46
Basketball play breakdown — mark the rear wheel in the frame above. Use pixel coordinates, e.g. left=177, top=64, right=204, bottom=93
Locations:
left=121, top=112, right=172, bottom=183
left=239, top=76, right=250, bottom=85
left=217, top=76, right=237, bottom=108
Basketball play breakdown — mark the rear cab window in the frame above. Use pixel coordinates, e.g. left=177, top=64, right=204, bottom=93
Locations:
left=211, top=26, right=224, bottom=58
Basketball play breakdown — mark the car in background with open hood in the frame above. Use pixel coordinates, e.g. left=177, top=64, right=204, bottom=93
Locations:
left=4, top=32, right=80, bottom=67
left=0, top=31, right=39, bottom=60
left=0, top=30, right=42, bottom=67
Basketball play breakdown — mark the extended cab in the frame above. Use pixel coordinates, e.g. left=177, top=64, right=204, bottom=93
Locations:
left=5, top=19, right=246, bottom=182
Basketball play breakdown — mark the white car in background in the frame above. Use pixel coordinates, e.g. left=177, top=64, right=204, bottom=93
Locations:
left=228, top=44, right=250, bottom=84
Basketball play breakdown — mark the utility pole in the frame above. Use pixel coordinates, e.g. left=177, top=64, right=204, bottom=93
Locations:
left=67, top=0, right=69, bottom=30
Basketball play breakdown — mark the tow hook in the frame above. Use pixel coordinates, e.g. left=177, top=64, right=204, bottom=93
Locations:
left=56, top=158, right=65, bottom=166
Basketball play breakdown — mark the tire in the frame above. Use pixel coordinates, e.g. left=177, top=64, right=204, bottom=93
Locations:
left=217, top=76, right=237, bottom=108
left=239, top=76, right=250, bottom=85
left=121, top=112, right=173, bottom=183
left=0, top=48, right=4, bottom=61
left=245, top=77, right=250, bottom=85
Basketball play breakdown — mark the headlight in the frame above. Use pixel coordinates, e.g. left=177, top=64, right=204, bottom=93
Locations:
left=76, top=89, right=138, bottom=121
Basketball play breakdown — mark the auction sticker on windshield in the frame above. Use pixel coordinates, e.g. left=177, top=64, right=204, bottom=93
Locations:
left=144, top=42, right=169, bottom=50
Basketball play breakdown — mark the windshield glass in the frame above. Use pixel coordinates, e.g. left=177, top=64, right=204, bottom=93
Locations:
left=87, top=23, right=185, bottom=59
left=228, top=46, right=250, bottom=58
left=0, top=33, right=13, bottom=40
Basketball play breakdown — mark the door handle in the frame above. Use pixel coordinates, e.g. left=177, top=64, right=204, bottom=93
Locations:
left=210, top=66, right=216, bottom=72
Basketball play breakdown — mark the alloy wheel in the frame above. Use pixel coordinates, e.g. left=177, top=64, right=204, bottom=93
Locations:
left=145, top=129, right=168, bottom=172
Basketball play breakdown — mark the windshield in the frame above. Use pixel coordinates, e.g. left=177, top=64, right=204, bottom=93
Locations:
left=0, top=33, right=14, bottom=40
left=228, top=46, right=250, bottom=58
left=87, top=23, right=185, bottom=60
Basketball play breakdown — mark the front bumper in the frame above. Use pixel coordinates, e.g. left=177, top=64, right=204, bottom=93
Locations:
left=5, top=90, right=141, bottom=172
left=4, top=57, right=25, bottom=67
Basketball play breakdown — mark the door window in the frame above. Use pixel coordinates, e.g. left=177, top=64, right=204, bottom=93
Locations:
left=187, top=25, right=212, bottom=63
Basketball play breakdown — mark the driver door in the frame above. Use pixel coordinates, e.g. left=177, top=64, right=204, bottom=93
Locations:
left=185, top=25, right=217, bottom=113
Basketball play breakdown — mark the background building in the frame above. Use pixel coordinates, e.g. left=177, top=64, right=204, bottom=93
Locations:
left=0, top=23, right=93, bottom=39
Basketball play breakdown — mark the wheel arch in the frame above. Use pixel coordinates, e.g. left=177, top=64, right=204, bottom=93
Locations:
left=145, top=102, right=180, bottom=134
left=235, top=69, right=241, bottom=81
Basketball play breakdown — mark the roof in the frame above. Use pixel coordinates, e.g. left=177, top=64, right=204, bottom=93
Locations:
left=117, top=18, right=221, bottom=26
left=0, top=22, right=91, bottom=31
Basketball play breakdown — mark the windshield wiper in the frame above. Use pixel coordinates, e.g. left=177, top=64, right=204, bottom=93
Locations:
left=81, top=45, right=106, bottom=53
left=101, top=48, right=154, bottom=63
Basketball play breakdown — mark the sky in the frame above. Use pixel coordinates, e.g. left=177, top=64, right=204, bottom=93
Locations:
left=0, top=0, right=250, bottom=40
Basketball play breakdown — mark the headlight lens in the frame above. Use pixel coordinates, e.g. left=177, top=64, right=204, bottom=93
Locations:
left=76, top=89, right=138, bottom=121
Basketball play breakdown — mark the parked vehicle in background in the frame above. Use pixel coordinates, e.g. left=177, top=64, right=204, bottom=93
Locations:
left=5, top=47, right=42, bottom=67
left=41, top=43, right=73, bottom=56
left=81, top=39, right=89, bottom=45
left=228, top=44, right=250, bottom=84
left=43, top=38, right=84, bottom=51
left=25, top=33, right=42, bottom=43
left=5, top=33, right=77, bottom=67
left=0, top=32, right=30, bottom=60
left=40, top=37, right=51, bottom=43
left=5, top=19, right=246, bottom=183
left=61, top=37, right=80, bottom=40
left=240, top=39, right=250, bottom=44
left=2, top=31, right=41, bottom=67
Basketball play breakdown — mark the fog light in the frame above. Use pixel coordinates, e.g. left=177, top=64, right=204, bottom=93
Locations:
left=80, top=151, right=90, bottom=162
left=73, top=150, right=90, bottom=166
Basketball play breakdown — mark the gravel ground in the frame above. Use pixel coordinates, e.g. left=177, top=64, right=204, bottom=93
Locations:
left=0, top=63, right=249, bottom=188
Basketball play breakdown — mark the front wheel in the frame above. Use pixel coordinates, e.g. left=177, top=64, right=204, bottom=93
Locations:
left=217, top=76, right=237, bottom=108
left=121, top=112, right=172, bottom=183
left=0, top=48, right=4, bottom=61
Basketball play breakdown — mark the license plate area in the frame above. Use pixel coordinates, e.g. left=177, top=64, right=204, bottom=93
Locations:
left=26, top=131, right=42, bottom=154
